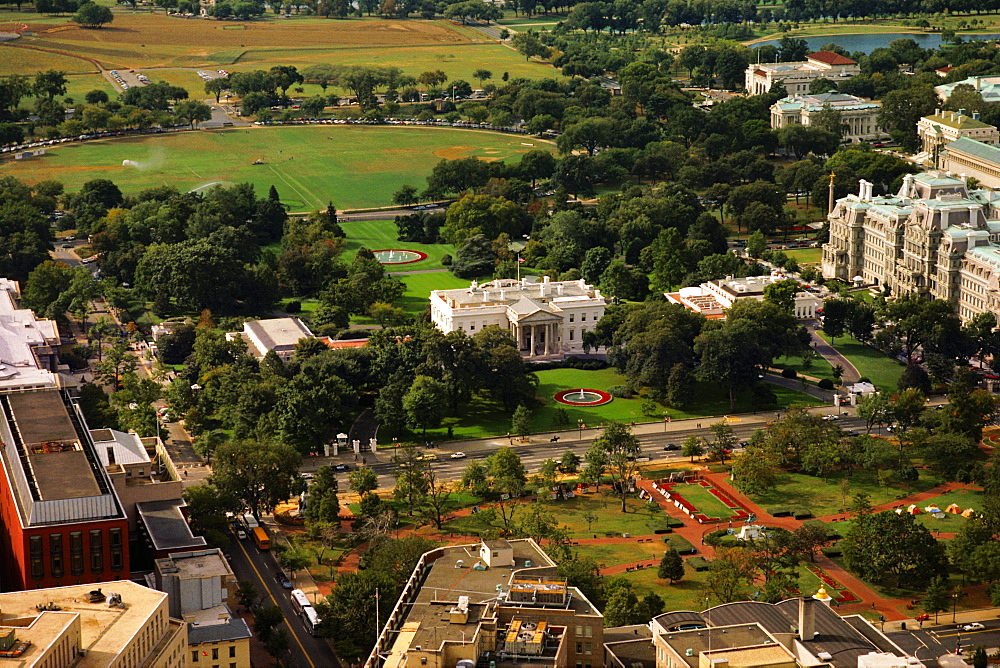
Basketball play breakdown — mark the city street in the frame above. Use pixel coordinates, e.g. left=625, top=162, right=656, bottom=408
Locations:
left=226, top=530, right=340, bottom=668
left=889, top=619, right=1000, bottom=665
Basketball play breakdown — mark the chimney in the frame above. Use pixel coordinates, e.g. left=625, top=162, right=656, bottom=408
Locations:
left=973, top=112, right=981, bottom=121
left=798, top=596, right=817, bottom=642
left=958, top=108, right=966, bottom=117
left=106, top=446, right=115, bottom=465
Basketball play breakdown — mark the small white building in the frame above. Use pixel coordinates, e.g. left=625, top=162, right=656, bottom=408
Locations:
left=665, top=275, right=823, bottom=320
left=228, top=317, right=313, bottom=362
left=429, top=277, right=606, bottom=359
left=770, top=92, right=885, bottom=143
left=745, top=51, right=860, bottom=96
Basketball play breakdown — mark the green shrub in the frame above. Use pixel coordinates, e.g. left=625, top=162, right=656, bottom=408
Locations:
left=285, top=300, right=301, bottom=313
left=607, top=385, right=633, bottom=399
left=818, top=378, right=835, bottom=390
left=781, top=368, right=797, bottom=379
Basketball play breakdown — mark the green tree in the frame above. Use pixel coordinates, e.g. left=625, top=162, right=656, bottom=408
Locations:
left=560, top=449, right=580, bottom=472
left=511, top=404, right=532, bottom=439
left=173, top=100, right=212, bottom=129
left=746, top=229, right=767, bottom=258
left=922, top=575, right=950, bottom=624
left=730, top=445, right=779, bottom=495
left=392, top=444, right=429, bottom=516
left=842, top=508, right=947, bottom=589
left=72, top=2, right=114, bottom=27
left=277, top=546, right=312, bottom=586
left=212, top=440, right=302, bottom=518
left=487, top=446, right=527, bottom=531
left=582, top=441, right=607, bottom=492
left=763, top=278, right=799, bottom=313
left=658, top=547, right=685, bottom=583
left=682, top=436, right=703, bottom=463
left=602, top=579, right=644, bottom=627
left=403, top=375, right=448, bottom=438
left=183, top=483, right=239, bottom=547
left=706, top=548, right=755, bottom=604
left=348, top=467, right=378, bottom=496
left=596, top=421, right=640, bottom=512
left=664, top=363, right=694, bottom=409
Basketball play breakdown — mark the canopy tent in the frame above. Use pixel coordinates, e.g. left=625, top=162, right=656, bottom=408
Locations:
left=907, top=504, right=921, bottom=515
left=945, top=503, right=961, bottom=514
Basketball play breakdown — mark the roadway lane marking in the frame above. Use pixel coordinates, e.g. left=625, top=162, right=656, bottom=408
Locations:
left=936, top=629, right=989, bottom=638
left=233, top=535, right=317, bottom=668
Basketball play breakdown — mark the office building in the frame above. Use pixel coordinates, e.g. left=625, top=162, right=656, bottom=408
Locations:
left=429, top=277, right=606, bottom=359
left=745, top=51, right=860, bottom=96
left=917, top=109, right=999, bottom=157
left=0, top=579, right=186, bottom=666
left=770, top=93, right=884, bottom=143
left=821, top=171, right=1000, bottom=321
left=935, top=75, right=1000, bottom=103
left=227, top=317, right=313, bottom=362
left=151, top=549, right=251, bottom=668
left=941, top=136, right=1000, bottom=189
left=666, top=275, right=823, bottom=320
left=366, top=538, right=603, bottom=668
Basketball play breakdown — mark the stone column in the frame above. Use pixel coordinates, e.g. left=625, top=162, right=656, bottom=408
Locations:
left=529, top=325, right=536, bottom=357
left=544, top=323, right=551, bottom=356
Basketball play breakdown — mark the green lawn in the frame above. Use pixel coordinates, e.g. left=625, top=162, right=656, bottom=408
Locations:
left=816, top=331, right=904, bottom=391
left=784, top=247, right=822, bottom=264
left=399, top=368, right=821, bottom=442
left=674, top=483, right=743, bottom=520
left=2, top=125, right=549, bottom=209
left=909, top=488, right=984, bottom=533
left=397, top=272, right=469, bottom=316
left=773, top=352, right=836, bottom=384
left=618, top=563, right=713, bottom=610
left=749, top=468, right=945, bottom=518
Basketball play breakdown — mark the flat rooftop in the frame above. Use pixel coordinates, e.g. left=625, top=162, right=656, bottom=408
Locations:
left=156, top=548, right=232, bottom=580
left=658, top=624, right=778, bottom=668
left=0, top=581, right=169, bottom=667
left=28, top=449, right=101, bottom=500
left=138, top=500, right=207, bottom=552
left=8, top=390, right=77, bottom=445
left=244, top=317, right=312, bottom=349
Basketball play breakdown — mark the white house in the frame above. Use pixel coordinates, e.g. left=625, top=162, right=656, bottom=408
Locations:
left=429, top=277, right=606, bottom=359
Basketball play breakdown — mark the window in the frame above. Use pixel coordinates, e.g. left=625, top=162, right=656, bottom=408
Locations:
left=90, top=530, right=103, bottom=573
left=70, top=532, right=84, bottom=576
left=191, top=651, right=199, bottom=663
left=584, top=642, right=592, bottom=655
left=50, top=533, right=63, bottom=579
left=109, top=528, right=123, bottom=572
left=584, top=626, right=592, bottom=638
left=576, top=643, right=582, bottom=653
left=581, top=313, right=587, bottom=321
left=229, top=646, right=236, bottom=658
left=569, top=313, right=574, bottom=322
left=575, top=626, right=583, bottom=636
left=212, top=648, right=219, bottom=660
left=29, top=536, right=43, bottom=580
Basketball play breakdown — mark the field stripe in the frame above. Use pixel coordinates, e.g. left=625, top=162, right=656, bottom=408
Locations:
left=267, top=165, right=322, bottom=209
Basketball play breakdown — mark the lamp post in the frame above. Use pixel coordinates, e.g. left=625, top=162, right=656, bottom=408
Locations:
left=952, top=592, right=960, bottom=624
left=578, top=420, right=584, bottom=441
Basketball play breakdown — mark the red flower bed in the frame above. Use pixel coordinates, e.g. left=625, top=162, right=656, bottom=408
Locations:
left=835, top=591, right=859, bottom=603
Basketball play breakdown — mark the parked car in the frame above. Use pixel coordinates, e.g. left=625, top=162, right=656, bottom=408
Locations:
left=276, top=572, right=292, bottom=589
left=236, top=529, right=247, bottom=540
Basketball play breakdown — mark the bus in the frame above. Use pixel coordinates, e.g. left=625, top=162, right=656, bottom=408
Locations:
left=290, top=590, right=321, bottom=636
left=302, top=606, right=320, bottom=635
left=252, top=526, right=270, bottom=550
left=240, top=513, right=259, bottom=531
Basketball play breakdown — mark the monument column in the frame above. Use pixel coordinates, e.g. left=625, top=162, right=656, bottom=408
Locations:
left=544, top=323, right=551, bottom=356
left=529, top=325, right=536, bottom=357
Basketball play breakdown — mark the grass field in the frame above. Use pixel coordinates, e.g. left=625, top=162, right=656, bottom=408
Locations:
left=773, top=352, right=837, bottom=384
left=816, top=332, right=904, bottom=391
left=413, top=367, right=821, bottom=442
left=0, top=125, right=547, bottom=209
left=908, top=488, right=983, bottom=533
left=749, top=468, right=945, bottom=518
left=784, top=247, right=822, bottom=265
left=339, top=219, right=455, bottom=267
left=675, top=483, right=743, bottom=520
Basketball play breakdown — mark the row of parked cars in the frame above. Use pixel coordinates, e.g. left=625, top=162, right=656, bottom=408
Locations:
left=254, top=116, right=536, bottom=135
left=1, top=127, right=168, bottom=155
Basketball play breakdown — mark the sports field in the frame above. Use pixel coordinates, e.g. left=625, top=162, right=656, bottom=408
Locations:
left=0, top=125, right=549, bottom=209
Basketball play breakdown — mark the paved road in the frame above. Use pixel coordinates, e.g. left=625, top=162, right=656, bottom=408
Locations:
left=336, top=206, right=445, bottom=221
left=319, top=410, right=872, bottom=490
left=889, top=618, right=1000, bottom=666
left=226, top=530, right=339, bottom=668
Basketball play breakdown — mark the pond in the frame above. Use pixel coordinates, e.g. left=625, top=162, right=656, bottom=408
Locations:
left=753, top=31, right=1000, bottom=54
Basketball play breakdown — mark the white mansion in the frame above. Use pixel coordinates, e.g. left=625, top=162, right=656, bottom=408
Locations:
left=770, top=92, right=884, bottom=143
left=429, top=277, right=606, bottom=359
left=822, top=171, right=1000, bottom=320
left=745, top=51, right=860, bottom=96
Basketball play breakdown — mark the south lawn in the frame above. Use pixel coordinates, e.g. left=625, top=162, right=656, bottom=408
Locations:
left=2, top=126, right=549, bottom=209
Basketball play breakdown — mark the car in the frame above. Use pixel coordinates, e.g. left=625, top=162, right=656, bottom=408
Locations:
left=450, top=452, right=467, bottom=459
left=962, top=622, right=984, bottom=631
left=416, top=453, right=438, bottom=462
left=60, top=243, right=73, bottom=248
left=333, top=464, right=351, bottom=472
left=822, top=415, right=840, bottom=421
left=236, top=529, right=247, bottom=540
left=843, top=430, right=859, bottom=437
left=276, top=572, right=292, bottom=589
left=301, top=472, right=315, bottom=480
left=662, top=444, right=680, bottom=451
left=915, top=613, right=930, bottom=622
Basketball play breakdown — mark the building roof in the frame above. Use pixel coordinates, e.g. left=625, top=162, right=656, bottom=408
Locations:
left=775, top=92, right=879, bottom=113
left=0, top=580, right=173, bottom=667
left=318, top=337, right=368, bottom=349
left=243, top=317, right=313, bottom=350
left=432, top=277, right=604, bottom=310
left=606, top=637, right=656, bottom=668
left=923, top=112, right=994, bottom=130
left=936, top=75, right=1000, bottom=102
left=137, top=499, right=207, bottom=552
left=807, top=50, right=857, bottom=65
left=188, top=614, right=252, bottom=644
left=0, top=278, right=59, bottom=391
left=0, top=390, right=123, bottom=526
left=91, top=428, right=151, bottom=467
left=946, top=135, right=1000, bottom=163
left=155, top=548, right=232, bottom=580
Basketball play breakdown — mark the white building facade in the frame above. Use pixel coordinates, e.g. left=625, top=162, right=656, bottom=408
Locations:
left=745, top=51, right=860, bottom=96
left=917, top=110, right=1000, bottom=156
left=822, top=171, right=1000, bottom=321
left=770, top=92, right=885, bottom=143
left=429, top=277, right=606, bottom=359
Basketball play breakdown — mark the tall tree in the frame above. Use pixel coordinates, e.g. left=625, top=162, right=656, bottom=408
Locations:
left=596, top=421, right=641, bottom=512
left=211, top=440, right=302, bottom=518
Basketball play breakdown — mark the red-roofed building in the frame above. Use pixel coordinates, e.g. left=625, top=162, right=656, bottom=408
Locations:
left=745, top=50, right=860, bottom=95
left=805, top=50, right=857, bottom=66
left=318, top=337, right=369, bottom=350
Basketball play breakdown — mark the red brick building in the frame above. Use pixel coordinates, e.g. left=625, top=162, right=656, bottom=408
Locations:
left=0, top=389, right=129, bottom=591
